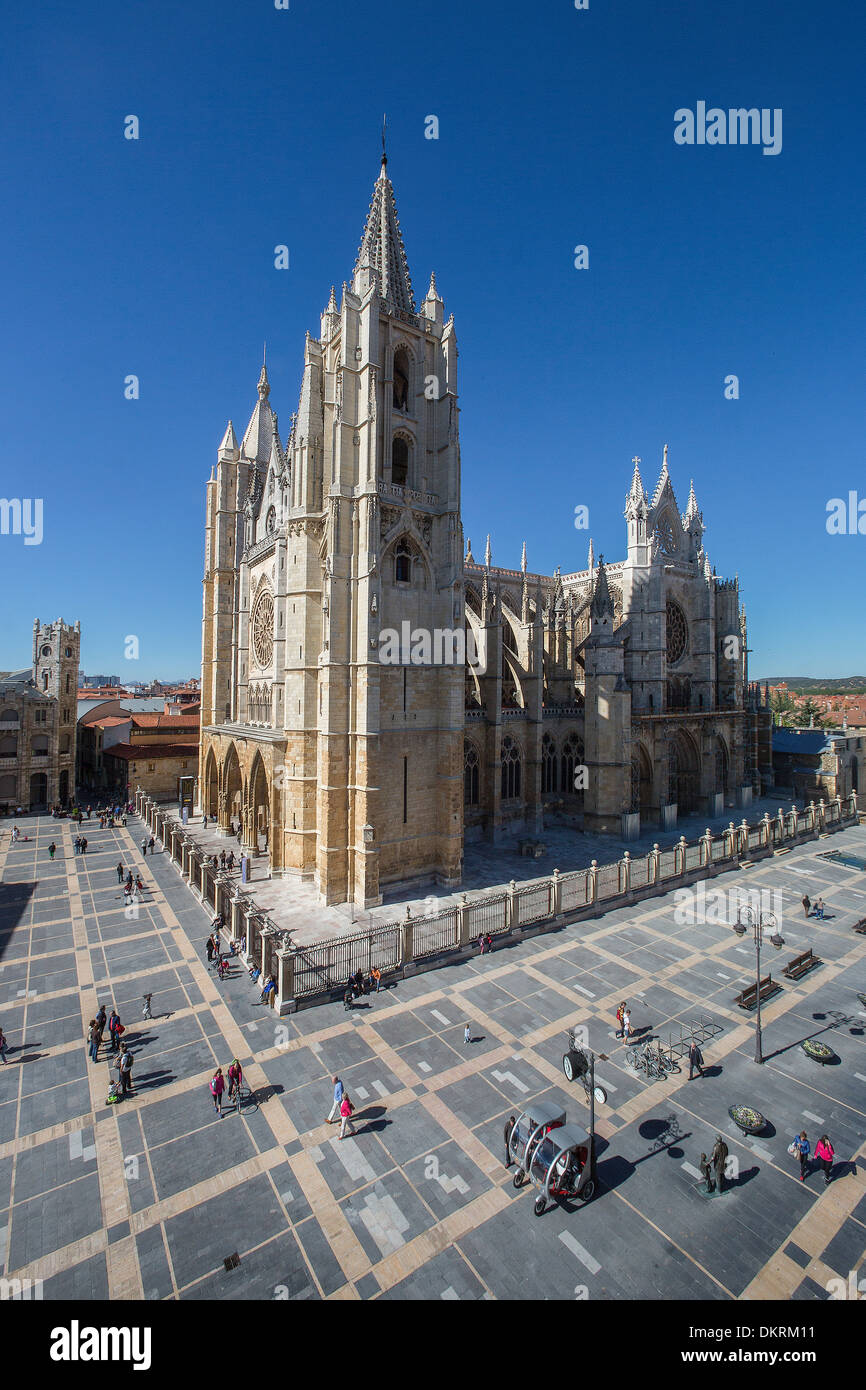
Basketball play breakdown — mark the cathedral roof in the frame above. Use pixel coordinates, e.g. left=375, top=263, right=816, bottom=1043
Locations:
left=353, top=156, right=416, bottom=314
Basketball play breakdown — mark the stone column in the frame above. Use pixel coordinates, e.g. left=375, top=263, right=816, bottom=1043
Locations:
left=740, top=819, right=749, bottom=854
left=274, top=949, right=295, bottom=1015
left=457, top=895, right=472, bottom=947
left=725, top=822, right=736, bottom=858
left=620, top=853, right=630, bottom=894
left=551, top=867, right=562, bottom=916
left=401, top=916, right=413, bottom=967
left=761, top=813, right=771, bottom=848
left=676, top=836, right=688, bottom=874
left=588, top=861, right=598, bottom=904
left=776, top=807, right=785, bottom=842
left=701, top=827, right=713, bottom=865
left=506, top=880, right=518, bottom=928
left=650, top=844, right=660, bottom=885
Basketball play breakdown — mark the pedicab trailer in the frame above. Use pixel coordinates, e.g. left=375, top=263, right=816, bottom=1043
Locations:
left=562, top=1030, right=607, bottom=1106
left=525, top=1122, right=597, bottom=1216
left=508, top=1100, right=566, bottom=1180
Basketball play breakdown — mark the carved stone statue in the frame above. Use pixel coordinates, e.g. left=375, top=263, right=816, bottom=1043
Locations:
left=698, top=1152, right=715, bottom=1193
left=711, top=1135, right=728, bottom=1193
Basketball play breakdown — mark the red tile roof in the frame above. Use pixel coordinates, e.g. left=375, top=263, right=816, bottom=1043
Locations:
left=130, top=712, right=200, bottom=729
left=105, top=742, right=198, bottom=761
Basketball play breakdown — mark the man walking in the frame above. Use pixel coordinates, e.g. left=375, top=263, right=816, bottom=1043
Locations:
left=326, top=1075, right=344, bottom=1124
left=108, top=1008, right=122, bottom=1052
left=148, top=836, right=155, bottom=854
left=116, top=1044, right=134, bottom=1097
left=48, top=841, right=56, bottom=860
left=117, top=862, right=124, bottom=884
left=504, top=1114, right=516, bottom=1167
left=688, top=1040, right=705, bottom=1080
left=801, top=893, right=811, bottom=918
left=80, top=837, right=87, bottom=855
left=87, top=1019, right=100, bottom=1063
left=814, top=896, right=825, bottom=920
left=141, top=837, right=148, bottom=856
left=95, top=1004, right=107, bottom=1048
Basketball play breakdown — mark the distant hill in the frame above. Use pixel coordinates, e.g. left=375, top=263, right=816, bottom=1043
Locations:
left=756, top=676, right=866, bottom=693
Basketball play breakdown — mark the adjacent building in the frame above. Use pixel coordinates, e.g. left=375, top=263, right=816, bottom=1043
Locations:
left=0, top=619, right=80, bottom=811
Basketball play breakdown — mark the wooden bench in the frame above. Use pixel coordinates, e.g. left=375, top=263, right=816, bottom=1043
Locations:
left=853, top=918, right=866, bottom=935
left=735, top=975, right=780, bottom=1010
left=518, top=839, right=547, bottom=859
left=783, top=947, right=820, bottom=981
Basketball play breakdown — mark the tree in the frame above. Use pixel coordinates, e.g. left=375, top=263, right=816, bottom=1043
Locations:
left=770, top=690, right=797, bottom=726
left=798, top=698, right=829, bottom=729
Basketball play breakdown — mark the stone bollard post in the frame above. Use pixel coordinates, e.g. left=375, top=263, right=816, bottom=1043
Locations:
left=651, top=844, right=660, bottom=885
left=620, top=853, right=631, bottom=894
left=274, top=949, right=295, bottom=1015
left=506, top=880, right=518, bottom=929
left=589, top=861, right=598, bottom=903
left=551, top=867, right=562, bottom=915
left=457, top=894, right=472, bottom=947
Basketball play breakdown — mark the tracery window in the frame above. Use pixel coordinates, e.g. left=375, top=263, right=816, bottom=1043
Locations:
left=464, top=742, right=480, bottom=806
left=666, top=599, right=688, bottom=665
left=541, top=734, right=557, bottom=793
left=500, top=736, right=521, bottom=800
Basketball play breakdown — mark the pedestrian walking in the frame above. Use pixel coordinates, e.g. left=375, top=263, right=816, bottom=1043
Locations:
left=371, top=966, right=382, bottom=993
left=814, top=897, right=825, bottom=920
left=338, top=1093, right=356, bottom=1139
left=148, top=836, right=155, bottom=854
left=485, top=933, right=493, bottom=953
left=48, top=841, right=56, bottom=860
left=209, top=1067, right=225, bottom=1117
left=477, top=934, right=486, bottom=955
left=108, top=1009, right=122, bottom=1052
left=504, top=1114, right=516, bottom=1167
left=621, top=1007, right=632, bottom=1044
left=814, top=1134, right=835, bottom=1186
left=0, top=1028, right=9, bottom=1064
left=463, top=1023, right=471, bottom=1045
left=688, top=1040, right=705, bottom=1080
left=342, top=984, right=354, bottom=1011
left=615, top=1001, right=626, bottom=1038
left=95, top=1004, right=107, bottom=1045
left=80, top=837, right=87, bottom=855
left=801, top=894, right=811, bottom=918
left=206, top=935, right=215, bottom=965
left=135, top=875, right=144, bottom=893
left=220, top=850, right=227, bottom=870
left=117, top=862, right=124, bottom=884
left=87, top=1019, right=100, bottom=1063
left=326, top=1075, right=344, bottom=1123
left=227, top=850, right=235, bottom=871
left=790, top=1131, right=811, bottom=1181
left=141, top=837, right=148, bottom=855
left=116, top=1043, right=134, bottom=1096
left=74, top=835, right=81, bottom=854
left=202, top=814, right=208, bottom=830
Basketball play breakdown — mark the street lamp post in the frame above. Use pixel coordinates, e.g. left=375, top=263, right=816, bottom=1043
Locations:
left=732, top=906, right=785, bottom=1064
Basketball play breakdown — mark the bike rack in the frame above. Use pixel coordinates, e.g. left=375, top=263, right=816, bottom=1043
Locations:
left=665, top=1015, right=724, bottom=1060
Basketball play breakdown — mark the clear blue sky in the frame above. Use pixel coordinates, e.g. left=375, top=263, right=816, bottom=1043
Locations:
left=1, top=0, right=863, bottom=680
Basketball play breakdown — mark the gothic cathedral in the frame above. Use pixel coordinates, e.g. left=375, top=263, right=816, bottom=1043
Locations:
left=200, top=154, right=766, bottom=907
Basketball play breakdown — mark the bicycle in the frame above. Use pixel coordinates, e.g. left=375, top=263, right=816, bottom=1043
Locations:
left=626, top=1043, right=679, bottom=1079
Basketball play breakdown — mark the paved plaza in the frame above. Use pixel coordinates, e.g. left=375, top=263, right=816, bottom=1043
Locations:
left=0, top=812, right=864, bottom=1300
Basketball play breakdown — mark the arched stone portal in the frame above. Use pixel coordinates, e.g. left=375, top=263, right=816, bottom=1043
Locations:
left=249, top=753, right=270, bottom=853
left=204, top=749, right=219, bottom=819
left=223, top=745, right=243, bottom=833
left=668, top=731, right=700, bottom=815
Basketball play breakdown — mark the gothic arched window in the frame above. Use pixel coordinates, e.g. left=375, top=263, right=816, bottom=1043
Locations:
left=464, top=742, right=480, bottom=806
left=393, top=348, right=410, bottom=412
left=392, top=435, right=409, bottom=487
left=501, top=736, right=521, bottom=800
left=541, top=734, right=557, bottom=794
left=394, top=539, right=412, bottom=584
left=666, top=599, right=688, bottom=665
left=562, top=735, right=584, bottom=794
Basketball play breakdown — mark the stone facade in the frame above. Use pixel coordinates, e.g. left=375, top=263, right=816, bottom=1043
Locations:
left=0, top=619, right=80, bottom=810
left=200, top=157, right=769, bottom=906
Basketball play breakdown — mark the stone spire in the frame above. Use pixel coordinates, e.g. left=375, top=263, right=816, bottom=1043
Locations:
left=218, top=421, right=239, bottom=460
left=465, top=537, right=474, bottom=564
left=521, top=540, right=527, bottom=573
left=588, top=537, right=595, bottom=572
left=241, top=355, right=276, bottom=464
left=590, top=555, right=614, bottom=623
left=352, top=154, right=416, bottom=314
left=484, top=534, right=491, bottom=567
left=684, top=478, right=700, bottom=522
left=651, top=443, right=670, bottom=506
left=629, top=455, right=645, bottom=503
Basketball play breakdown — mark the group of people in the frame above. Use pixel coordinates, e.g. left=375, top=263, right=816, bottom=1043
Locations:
left=140, top=836, right=156, bottom=855
left=614, top=1002, right=632, bottom=1041
left=72, top=835, right=88, bottom=855
left=342, top=968, right=382, bottom=1009
left=477, top=934, right=494, bottom=954
left=801, top=894, right=827, bottom=919
left=790, top=1131, right=835, bottom=1185
left=209, top=1060, right=244, bottom=1116
left=325, top=1075, right=356, bottom=1138
left=117, top=863, right=145, bottom=899
left=86, top=1005, right=134, bottom=1098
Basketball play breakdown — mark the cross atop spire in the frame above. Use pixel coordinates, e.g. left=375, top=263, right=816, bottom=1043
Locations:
left=353, top=148, right=416, bottom=314
left=257, top=354, right=270, bottom=403
left=651, top=442, right=671, bottom=506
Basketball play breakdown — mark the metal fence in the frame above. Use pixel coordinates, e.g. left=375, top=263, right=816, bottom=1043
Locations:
left=560, top=871, right=588, bottom=911
left=413, top=909, right=460, bottom=959
left=466, top=895, right=508, bottom=936
left=517, top=882, right=552, bottom=925
left=597, top=863, right=620, bottom=899
left=293, top=924, right=402, bottom=997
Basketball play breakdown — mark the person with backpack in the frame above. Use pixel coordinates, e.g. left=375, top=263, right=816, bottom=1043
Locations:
left=209, top=1067, right=225, bottom=1117
left=615, top=1002, right=625, bottom=1038
left=116, top=1044, right=134, bottom=1096
left=339, top=1091, right=356, bottom=1140
left=814, top=1134, right=835, bottom=1187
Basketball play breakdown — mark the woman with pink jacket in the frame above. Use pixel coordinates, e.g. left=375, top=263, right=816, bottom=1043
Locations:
left=339, top=1093, right=356, bottom=1140
left=814, top=1135, right=835, bottom=1186
left=210, top=1067, right=226, bottom=1117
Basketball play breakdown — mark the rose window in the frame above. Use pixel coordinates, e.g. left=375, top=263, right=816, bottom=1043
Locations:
left=666, top=599, right=688, bottom=665
left=252, top=590, right=275, bottom=668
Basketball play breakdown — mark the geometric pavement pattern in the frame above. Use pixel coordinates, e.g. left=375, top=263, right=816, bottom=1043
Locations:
left=0, top=812, right=864, bottom=1301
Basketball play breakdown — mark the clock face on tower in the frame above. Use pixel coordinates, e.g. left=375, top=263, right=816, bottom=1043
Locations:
left=656, top=513, right=677, bottom=555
